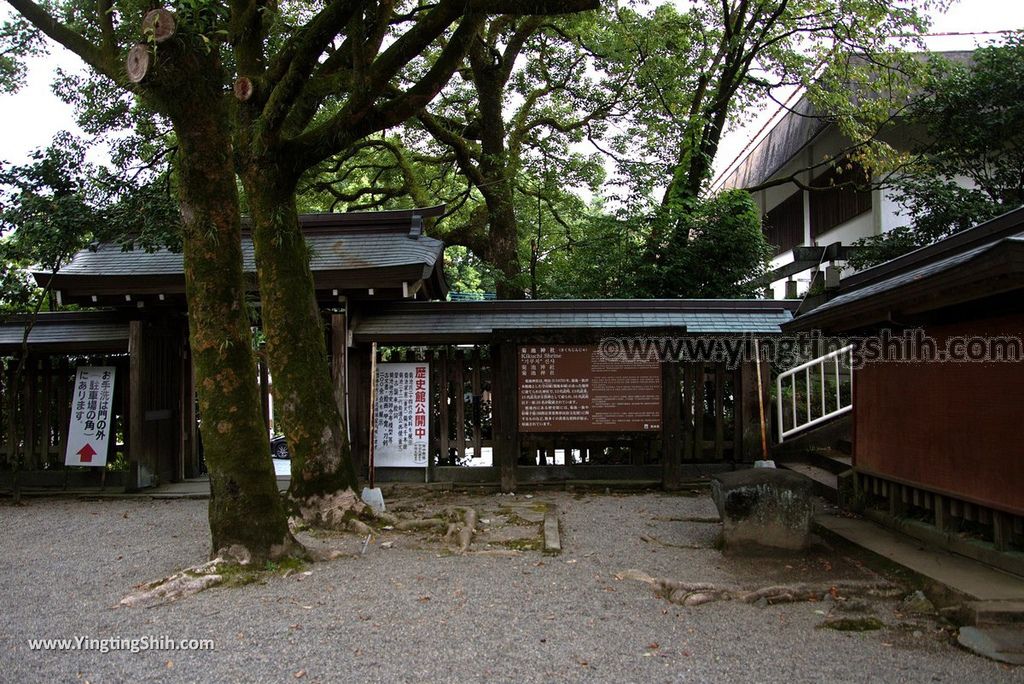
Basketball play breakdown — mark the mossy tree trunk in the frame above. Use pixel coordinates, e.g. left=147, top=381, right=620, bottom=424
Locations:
left=142, top=37, right=297, bottom=561
left=240, top=164, right=360, bottom=506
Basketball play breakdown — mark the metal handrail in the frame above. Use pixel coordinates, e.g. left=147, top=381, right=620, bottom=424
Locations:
left=776, top=344, right=854, bottom=443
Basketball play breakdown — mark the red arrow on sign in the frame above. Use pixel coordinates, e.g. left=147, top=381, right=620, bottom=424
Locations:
left=77, top=443, right=97, bottom=463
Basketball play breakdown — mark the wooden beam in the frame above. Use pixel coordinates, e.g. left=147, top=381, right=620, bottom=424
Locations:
left=492, top=343, right=519, bottom=493
left=454, top=350, right=465, bottom=463
left=661, top=361, right=682, bottom=490
left=128, top=320, right=144, bottom=491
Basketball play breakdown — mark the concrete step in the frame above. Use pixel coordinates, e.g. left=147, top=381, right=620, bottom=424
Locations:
left=815, top=513, right=1024, bottom=607
left=966, top=600, right=1024, bottom=626
left=809, top=447, right=852, bottom=475
left=835, top=438, right=853, bottom=455
left=778, top=461, right=838, bottom=502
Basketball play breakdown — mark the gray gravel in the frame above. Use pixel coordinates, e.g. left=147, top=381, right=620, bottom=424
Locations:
left=1, top=491, right=1021, bottom=683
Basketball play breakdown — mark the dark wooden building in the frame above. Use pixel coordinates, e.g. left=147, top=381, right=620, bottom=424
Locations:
left=786, top=206, right=1024, bottom=555
left=1, top=206, right=798, bottom=493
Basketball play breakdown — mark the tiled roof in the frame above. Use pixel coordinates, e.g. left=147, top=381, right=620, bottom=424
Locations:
left=356, top=302, right=794, bottom=339
left=0, top=319, right=129, bottom=349
left=805, top=236, right=1024, bottom=318
left=53, top=233, right=444, bottom=277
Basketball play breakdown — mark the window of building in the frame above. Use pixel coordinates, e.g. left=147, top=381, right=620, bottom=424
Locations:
left=763, top=191, right=804, bottom=256
left=808, top=160, right=872, bottom=238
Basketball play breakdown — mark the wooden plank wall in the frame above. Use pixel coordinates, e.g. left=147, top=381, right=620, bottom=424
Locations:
left=0, top=353, right=130, bottom=472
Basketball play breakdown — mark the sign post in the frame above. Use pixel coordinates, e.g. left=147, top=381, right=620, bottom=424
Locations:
left=65, top=366, right=117, bottom=467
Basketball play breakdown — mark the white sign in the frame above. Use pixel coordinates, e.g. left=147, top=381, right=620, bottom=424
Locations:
left=65, top=366, right=116, bottom=467
left=373, top=362, right=429, bottom=468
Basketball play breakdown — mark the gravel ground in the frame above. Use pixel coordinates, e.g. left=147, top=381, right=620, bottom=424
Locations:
left=2, top=491, right=1022, bottom=683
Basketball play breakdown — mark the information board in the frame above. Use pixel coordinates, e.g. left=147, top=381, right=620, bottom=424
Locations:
left=518, top=345, right=661, bottom=432
left=373, top=362, right=430, bottom=468
left=65, top=366, right=116, bottom=467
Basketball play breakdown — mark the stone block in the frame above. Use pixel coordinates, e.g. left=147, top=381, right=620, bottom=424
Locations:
left=711, top=468, right=814, bottom=551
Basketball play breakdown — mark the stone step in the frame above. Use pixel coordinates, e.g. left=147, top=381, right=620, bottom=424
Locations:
left=778, top=461, right=838, bottom=502
left=835, top=438, right=853, bottom=455
left=809, top=447, right=853, bottom=475
left=966, top=600, right=1024, bottom=626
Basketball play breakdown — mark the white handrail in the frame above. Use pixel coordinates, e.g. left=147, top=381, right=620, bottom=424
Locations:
left=776, top=344, right=854, bottom=443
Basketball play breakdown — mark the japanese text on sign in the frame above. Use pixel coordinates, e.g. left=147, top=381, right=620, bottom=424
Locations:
left=65, top=366, right=117, bottom=467
left=374, top=362, right=430, bottom=468
left=518, top=346, right=661, bottom=432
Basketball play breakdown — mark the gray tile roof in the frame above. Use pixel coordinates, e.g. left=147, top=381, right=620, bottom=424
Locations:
left=52, top=233, right=444, bottom=277
left=356, top=309, right=793, bottom=337
left=805, top=235, right=1024, bottom=317
left=0, top=320, right=129, bottom=348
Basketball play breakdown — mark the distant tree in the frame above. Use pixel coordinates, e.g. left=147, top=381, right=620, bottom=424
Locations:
left=557, top=190, right=772, bottom=298
left=850, top=37, right=1024, bottom=269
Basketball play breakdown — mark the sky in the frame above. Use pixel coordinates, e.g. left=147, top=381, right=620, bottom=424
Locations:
left=0, top=1, right=1023, bottom=172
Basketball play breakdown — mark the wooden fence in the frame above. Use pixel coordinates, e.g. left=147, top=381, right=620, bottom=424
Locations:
left=0, top=353, right=130, bottom=473
left=355, top=346, right=751, bottom=486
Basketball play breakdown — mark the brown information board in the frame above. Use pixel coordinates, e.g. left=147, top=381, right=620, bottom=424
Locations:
left=518, top=345, right=662, bottom=432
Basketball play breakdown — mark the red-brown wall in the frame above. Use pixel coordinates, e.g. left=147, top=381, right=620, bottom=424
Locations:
left=854, top=313, right=1024, bottom=516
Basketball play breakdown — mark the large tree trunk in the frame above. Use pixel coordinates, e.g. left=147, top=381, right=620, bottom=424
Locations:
left=241, top=166, right=360, bottom=510
left=153, top=44, right=296, bottom=562
left=486, top=191, right=525, bottom=300
left=475, top=60, right=525, bottom=301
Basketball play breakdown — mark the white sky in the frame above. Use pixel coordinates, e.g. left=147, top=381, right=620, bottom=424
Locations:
left=0, top=1, right=1022, bottom=171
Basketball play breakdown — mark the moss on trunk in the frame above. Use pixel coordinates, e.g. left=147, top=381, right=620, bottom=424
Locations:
left=241, top=167, right=360, bottom=504
left=146, top=39, right=295, bottom=561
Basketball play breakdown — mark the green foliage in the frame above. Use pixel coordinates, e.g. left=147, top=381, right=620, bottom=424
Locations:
left=599, top=0, right=935, bottom=210
left=850, top=37, right=1024, bottom=269
left=0, top=133, right=180, bottom=313
left=0, top=134, right=97, bottom=312
left=652, top=190, right=773, bottom=298
left=0, top=14, right=45, bottom=93
left=556, top=190, right=772, bottom=298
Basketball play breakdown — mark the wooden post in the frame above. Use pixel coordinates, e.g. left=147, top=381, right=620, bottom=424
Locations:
left=427, top=350, right=437, bottom=482
left=492, top=343, right=518, bottom=493
left=347, top=345, right=370, bottom=475
left=453, top=350, right=465, bottom=463
left=739, top=356, right=766, bottom=463
left=714, top=362, right=725, bottom=462
left=22, top=355, right=35, bottom=470
left=438, top=350, right=449, bottom=465
left=731, top=365, right=742, bottom=464
left=993, top=511, right=1010, bottom=552
left=179, top=339, right=196, bottom=479
left=471, top=346, right=482, bottom=459
left=693, top=364, right=705, bottom=461
left=128, top=321, right=144, bottom=491
left=661, top=360, right=682, bottom=490
left=330, top=313, right=346, bottom=427
left=40, top=357, right=52, bottom=466
left=682, top=363, right=693, bottom=461
left=56, top=357, right=70, bottom=464
left=934, top=495, right=952, bottom=534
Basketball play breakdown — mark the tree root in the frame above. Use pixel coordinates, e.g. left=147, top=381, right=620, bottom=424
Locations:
left=120, top=559, right=226, bottom=609
left=443, top=508, right=478, bottom=554
left=615, top=569, right=895, bottom=608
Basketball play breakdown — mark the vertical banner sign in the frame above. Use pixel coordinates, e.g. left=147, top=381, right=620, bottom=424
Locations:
left=373, top=362, right=429, bottom=468
left=65, top=366, right=117, bottom=467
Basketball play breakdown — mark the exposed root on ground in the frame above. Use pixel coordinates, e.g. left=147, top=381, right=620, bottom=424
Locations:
left=615, top=569, right=897, bottom=608
left=639, top=533, right=706, bottom=549
left=444, top=508, right=478, bottom=553
left=120, top=559, right=227, bottom=608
